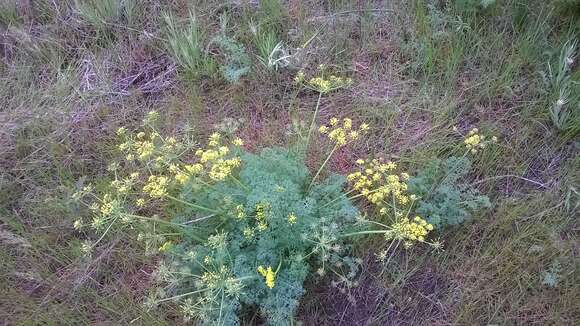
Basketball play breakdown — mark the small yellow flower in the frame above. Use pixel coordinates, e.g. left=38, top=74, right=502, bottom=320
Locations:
left=287, top=212, right=298, bottom=225
left=257, top=265, right=276, bottom=289
left=116, top=127, right=126, bottom=136
left=208, top=133, right=221, bottom=147
left=349, top=130, right=359, bottom=140
left=146, top=111, right=159, bottom=122
left=186, top=164, right=203, bottom=174
left=343, top=118, right=352, bottom=130
left=243, top=227, right=255, bottom=239
left=319, top=125, right=329, bottom=134
left=143, top=175, right=169, bottom=198
left=235, top=205, right=246, bottom=220
left=294, top=70, right=305, bottom=84
left=232, top=138, right=244, bottom=146
left=330, top=118, right=339, bottom=126
left=81, top=241, right=92, bottom=254
left=136, top=198, right=145, bottom=207
left=384, top=216, right=433, bottom=247
left=159, top=241, right=173, bottom=252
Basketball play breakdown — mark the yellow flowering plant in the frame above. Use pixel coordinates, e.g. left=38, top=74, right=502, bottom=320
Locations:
left=460, top=127, right=498, bottom=154
left=72, top=105, right=492, bottom=325
left=337, top=127, right=495, bottom=262
left=72, top=112, right=364, bottom=325
left=340, top=156, right=439, bottom=259
left=293, top=65, right=354, bottom=154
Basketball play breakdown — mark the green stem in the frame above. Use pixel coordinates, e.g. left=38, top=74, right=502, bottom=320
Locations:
left=362, top=219, right=392, bottom=229
left=305, top=92, right=323, bottom=151
left=155, top=288, right=209, bottom=304
left=229, top=175, right=251, bottom=192
left=165, top=195, right=220, bottom=213
left=340, top=230, right=386, bottom=238
left=320, top=188, right=358, bottom=208
left=122, top=213, right=183, bottom=227
left=308, top=144, right=338, bottom=191
left=347, top=187, right=384, bottom=201
left=92, top=215, right=119, bottom=248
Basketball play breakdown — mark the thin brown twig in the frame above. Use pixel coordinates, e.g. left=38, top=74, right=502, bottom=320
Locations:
left=470, top=174, right=548, bottom=189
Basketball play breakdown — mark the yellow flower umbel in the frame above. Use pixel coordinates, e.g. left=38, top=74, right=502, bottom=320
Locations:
left=257, top=265, right=276, bottom=289
left=293, top=70, right=305, bottom=84
left=307, top=75, right=352, bottom=94
left=232, top=137, right=244, bottom=147
left=384, top=216, right=434, bottom=248
left=287, top=212, right=298, bottom=225
left=461, top=127, right=498, bottom=154
left=294, top=67, right=352, bottom=94
left=194, top=133, right=243, bottom=182
left=319, top=117, right=368, bottom=146
left=159, top=241, right=173, bottom=252
left=255, top=203, right=270, bottom=231
left=347, top=158, right=410, bottom=207
left=174, top=163, right=204, bottom=184
left=143, top=175, right=169, bottom=198
left=308, top=117, right=370, bottom=191
left=234, top=205, right=246, bottom=220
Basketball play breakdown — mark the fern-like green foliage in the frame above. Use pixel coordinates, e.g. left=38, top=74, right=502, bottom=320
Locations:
left=165, top=148, right=359, bottom=325
left=211, top=35, right=251, bottom=83
left=408, top=156, right=491, bottom=228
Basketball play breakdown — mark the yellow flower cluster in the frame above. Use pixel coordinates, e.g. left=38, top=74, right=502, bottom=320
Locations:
left=257, top=265, right=276, bottom=289
left=462, top=127, right=498, bottom=154
left=464, top=128, right=483, bottom=154
left=243, top=227, right=255, bottom=239
left=293, top=69, right=353, bottom=94
left=135, top=139, right=155, bottom=161
left=287, top=212, right=297, bottom=225
left=347, top=158, right=410, bottom=207
left=174, top=163, right=204, bottom=184
left=97, top=193, right=119, bottom=217
left=255, top=203, right=269, bottom=231
left=87, top=193, right=122, bottom=230
left=308, top=75, right=353, bottom=93
left=232, top=137, right=244, bottom=147
left=110, top=172, right=139, bottom=194
left=293, top=70, right=305, bottom=84
left=117, top=128, right=180, bottom=165
left=144, top=110, right=160, bottom=124
left=158, top=241, right=173, bottom=252
left=234, top=204, right=246, bottom=220
left=143, top=175, right=169, bottom=198
left=384, top=216, right=434, bottom=248
left=194, top=133, right=242, bottom=181
left=200, top=265, right=234, bottom=290
left=318, top=118, right=369, bottom=146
